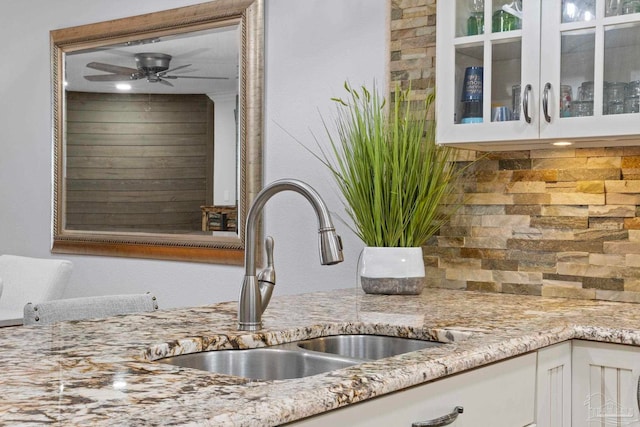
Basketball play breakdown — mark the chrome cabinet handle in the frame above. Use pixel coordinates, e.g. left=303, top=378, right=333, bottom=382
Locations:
left=412, top=406, right=463, bottom=427
left=523, top=84, right=532, bottom=124
left=543, top=82, right=552, bottom=123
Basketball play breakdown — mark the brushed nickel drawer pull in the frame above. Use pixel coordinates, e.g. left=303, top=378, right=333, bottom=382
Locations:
left=412, top=406, right=463, bottom=427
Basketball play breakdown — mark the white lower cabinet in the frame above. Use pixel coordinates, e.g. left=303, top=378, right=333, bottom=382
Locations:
left=288, top=340, right=640, bottom=426
left=287, top=353, right=537, bottom=427
left=572, top=340, right=640, bottom=427
left=536, top=342, right=572, bottom=427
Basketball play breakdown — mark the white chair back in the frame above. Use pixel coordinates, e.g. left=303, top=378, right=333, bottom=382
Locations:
left=0, top=255, right=73, bottom=321
left=24, top=293, right=158, bottom=326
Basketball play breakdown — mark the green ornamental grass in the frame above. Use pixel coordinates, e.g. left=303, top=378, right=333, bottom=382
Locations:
left=316, top=83, right=462, bottom=247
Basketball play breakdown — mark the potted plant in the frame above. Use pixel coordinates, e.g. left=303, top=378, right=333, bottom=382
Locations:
left=316, top=83, right=465, bottom=295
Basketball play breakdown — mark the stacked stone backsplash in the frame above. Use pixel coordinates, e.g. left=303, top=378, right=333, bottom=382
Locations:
left=390, top=0, right=640, bottom=302
left=425, top=148, right=640, bottom=302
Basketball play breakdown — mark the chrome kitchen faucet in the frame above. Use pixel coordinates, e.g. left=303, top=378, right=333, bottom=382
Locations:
left=238, top=179, right=344, bottom=331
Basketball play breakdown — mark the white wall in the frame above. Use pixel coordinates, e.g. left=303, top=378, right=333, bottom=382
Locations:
left=0, top=0, right=387, bottom=308
left=211, top=93, right=238, bottom=206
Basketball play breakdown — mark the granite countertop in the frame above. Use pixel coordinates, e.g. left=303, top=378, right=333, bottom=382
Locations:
left=2, top=287, right=640, bottom=426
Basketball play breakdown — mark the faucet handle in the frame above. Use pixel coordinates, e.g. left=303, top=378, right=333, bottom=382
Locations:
left=264, top=235, right=275, bottom=270
left=257, top=236, right=276, bottom=312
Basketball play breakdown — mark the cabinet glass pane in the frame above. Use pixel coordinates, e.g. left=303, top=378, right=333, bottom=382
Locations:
left=491, top=39, right=521, bottom=121
left=455, top=45, right=484, bottom=124
left=603, top=23, right=640, bottom=115
left=562, top=0, right=596, bottom=23
left=561, top=30, right=595, bottom=117
left=456, top=0, right=485, bottom=37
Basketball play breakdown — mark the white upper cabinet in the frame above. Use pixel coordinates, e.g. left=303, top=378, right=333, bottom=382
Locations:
left=436, top=0, right=640, bottom=150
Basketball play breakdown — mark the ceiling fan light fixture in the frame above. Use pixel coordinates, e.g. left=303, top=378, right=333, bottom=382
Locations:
left=134, top=52, right=172, bottom=74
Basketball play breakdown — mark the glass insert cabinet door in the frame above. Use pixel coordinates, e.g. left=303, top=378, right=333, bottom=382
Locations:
left=436, top=0, right=541, bottom=146
left=541, top=0, right=640, bottom=140
left=436, top=0, right=640, bottom=148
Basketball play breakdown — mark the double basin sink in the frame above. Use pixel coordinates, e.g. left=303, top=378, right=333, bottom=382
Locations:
left=159, top=334, right=443, bottom=381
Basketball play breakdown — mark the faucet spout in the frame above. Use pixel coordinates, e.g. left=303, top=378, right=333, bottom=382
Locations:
left=238, top=179, right=344, bottom=331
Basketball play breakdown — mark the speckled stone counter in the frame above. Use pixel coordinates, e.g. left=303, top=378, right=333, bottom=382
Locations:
left=3, top=288, right=640, bottom=426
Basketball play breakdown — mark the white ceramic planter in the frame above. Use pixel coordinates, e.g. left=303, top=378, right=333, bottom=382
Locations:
left=359, top=247, right=425, bottom=295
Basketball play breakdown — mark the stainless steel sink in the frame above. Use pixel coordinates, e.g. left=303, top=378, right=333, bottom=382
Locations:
left=157, top=334, right=443, bottom=381
left=159, top=346, right=359, bottom=380
left=297, top=334, right=442, bottom=360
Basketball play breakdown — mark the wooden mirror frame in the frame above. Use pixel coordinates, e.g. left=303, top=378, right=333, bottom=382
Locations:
left=51, top=0, right=263, bottom=265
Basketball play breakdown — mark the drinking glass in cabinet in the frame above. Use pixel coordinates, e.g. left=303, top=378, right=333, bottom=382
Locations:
left=467, top=0, right=485, bottom=35
left=492, top=1, right=522, bottom=32
left=604, top=82, right=627, bottom=115
left=512, top=84, right=521, bottom=120
left=625, top=82, right=640, bottom=113
left=492, top=105, right=511, bottom=122
left=560, top=85, right=573, bottom=118
left=461, top=66, right=483, bottom=124
left=606, top=0, right=621, bottom=16
left=625, top=96, right=640, bottom=113
left=578, top=81, right=594, bottom=101
left=622, top=0, right=640, bottom=14
left=572, top=100, right=594, bottom=117
left=628, top=81, right=640, bottom=98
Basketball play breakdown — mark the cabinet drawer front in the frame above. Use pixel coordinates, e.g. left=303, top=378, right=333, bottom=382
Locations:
left=288, top=353, right=536, bottom=427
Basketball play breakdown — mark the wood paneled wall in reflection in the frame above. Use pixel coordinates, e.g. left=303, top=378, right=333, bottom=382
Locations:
left=65, top=92, right=214, bottom=231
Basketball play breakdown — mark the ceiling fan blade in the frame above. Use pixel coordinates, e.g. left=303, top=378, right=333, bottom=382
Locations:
left=158, top=78, right=174, bottom=87
left=86, top=62, right=139, bottom=75
left=164, top=75, right=229, bottom=80
left=158, top=64, right=192, bottom=75
left=84, top=74, right=135, bottom=82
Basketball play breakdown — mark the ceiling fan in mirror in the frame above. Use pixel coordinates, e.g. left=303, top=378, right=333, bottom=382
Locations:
left=83, top=52, right=228, bottom=87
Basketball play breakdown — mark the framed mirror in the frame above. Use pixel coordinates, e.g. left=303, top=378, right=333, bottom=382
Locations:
left=51, top=0, right=263, bottom=265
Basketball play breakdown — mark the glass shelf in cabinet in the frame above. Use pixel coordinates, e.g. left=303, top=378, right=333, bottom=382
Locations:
left=604, top=21, right=640, bottom=49
left=454, top=42, right=484, bottom=61
left=560, top=29, right=596, bottom=55
left=491, top=38, right=522, bottom=62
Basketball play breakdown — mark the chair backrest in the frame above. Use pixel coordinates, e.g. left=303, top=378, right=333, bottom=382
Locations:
left=23, top=293, right=158, bottom=326
left=0, top=255, right=72, bottom=314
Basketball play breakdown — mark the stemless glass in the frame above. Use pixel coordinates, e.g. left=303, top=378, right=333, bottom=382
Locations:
left=572, top=100, right=594, bottom=117
left=606, top=0, right=621, bottom=15
left=625, top=96, right=640, bottom=113
left=579, top=81, right=594, bottom=101
left=605, top=82, right=627, bottom=115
